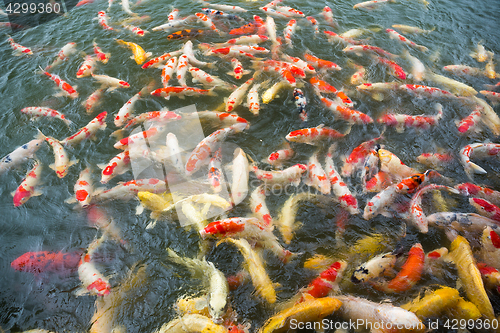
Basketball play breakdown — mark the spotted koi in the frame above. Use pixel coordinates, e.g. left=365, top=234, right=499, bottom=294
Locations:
left=7, top=35, right=33, bottom=55
left=286, top=125, right=345, bottom=145
left=377, top=104, right=443, bottom=132
left=460, top=142, right=500, bottom=177
left=20, top=107, right=72, bottom=126
left=12, top=160, right=43, bottom=207
left=322, top=6, right=338, bottom=28
left=386, top=28, right=428, bottom=52
left=61, top=111, right=107, bottom=146
left=341, top=135, right=384, bottom=177
left=320, top=95, right=373, bottom=124
left=304, top=53, right=341, bottom=71
left=98, top=150, right=131, bottom=184
left=40, top=68, right=79, bottom=99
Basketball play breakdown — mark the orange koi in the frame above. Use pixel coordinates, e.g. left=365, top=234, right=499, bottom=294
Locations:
left=304, top=53, right=341, bottom=71
left=286, top=125, right=345, bottom=145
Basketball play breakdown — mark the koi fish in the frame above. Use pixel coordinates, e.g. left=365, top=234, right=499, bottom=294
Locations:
left=349, top=61, right=367, bottom=85
left=364, top=170, right=392, bottom=193
left=471, top=96, right=500, bottom=136
left=114, top=125, right=165, bottom=150
left=115, top=39, right=151, bottom=65
left=65, top=166, right=93, bottom=208
left=195, top=12, right=220, bottom=34
left=0, top=139, right=43, bottom=176
left=92, top=73, right=130, bottom=91
left=286, top=125, right=345, bottom=145
left=167, top=29, right=205, bottom=40
left=306, top=16, right=319, bottom=35
left=310, top=77, right=353, bottom=106
left=426, top=71, right=478, bottom=97
left=45, top=42, right=78, bottom=72
left=456, top=107, right=483, bottom=135
left=353, top=0, right=395, bottom=9
left=304, top=151, right=331, bottom=195
left=151, top=16, right=193, bottom=31
left=11, top=250, right=81, bottom=275
left=201, top=8, right=243, bottom=21
left=392, top=24, right=435, bottom=34
left=40, top=68, right=79, bottom=99
left=266, top=143, right=294, bottom=168
left=151, top=86, right=216, bottom=100
left=20, top=107, right=71, bottom=126
left=403, top=282, right=461, bottom=318
left=470, top=43, right=490, bottom=62
left=37, top=131, right=78, bottom=178
left=402, top=49, right=425, bottom=81
left=343, top=44, right=398, bottom=59
left=283, top=19, right=297, bottom=47
left=363, top=184, right=399, bottom=220
left=351, top=251, right=400, bottom=283
left=93, top=39, right=110, bottom=64
left=377, top=104, right=443, bottom=132
left=200, top=217, right=266, bottom=239
left=141, top=50, right=183, bottom=69
left=323, top=30, right=366, bottom=45
left=469, top=198, right=500, bottom=222
left=460, top=142, right=500, bottom=177
left=416, top=152, right=453, bottom=169
left=342, top=135, right=384, bottom=177
left=124, top=110, right=181, bottom=130
left=226, top=77, right=254, bottom=112
left=319, top=95, right=373, bottom=124
left=477, top=263, right=500, bottom=292
left=301, top=261, right=347, bottom=298
left=386, top=28, right=428, bottom=52
left=426, top=212, right=500, bottom=234
left=189, top=67, right=234, bottom=90
left=374, top=55, right=407, bottom=79
left=261, top=80, right=291, bottom=104
left=60, top=111, right=107, bottom=146
left=122, top=24, right=148, bottom=36
left=293, top=88, right=307, bottom=121
left=322, top=6, right=338, bottom=28
left=325, top=145, right=359, bottom=214
left=182, top=40, right=214, bottom=68
left=115, top=91, right=142, bottom=127
left=12, top=160, right=43, bottom=207
left=207, top=149, right=223, bottom=193
left=230, top=148, right=249, bottom=206
left=77, top=235, right=111, bottom=297
left=455, top=182, right=500, bottom=206
left=480, top=90, right=500, bottom=104
left=92, top=179, right=167, bottom=202
left=229, top=21, right=258, bottom=35
left=443, top=64, right=487, bottom=77
left=160, top=314, right=228, bottom=333
left=304, top=52, right=341, bottom=71
left=7, top=35, right=33, bottom=55
left=201, top=2, right=247, bottom=13
left=76, top=55, right=97, bottom=78
left=378, top=148, right=417, bottom=180
left=251, top=163, right=307, bottom=187
left=96, top=11, right=114, bottom=30
left=83, top=88, right=105, bottom=114
left=356, top=82, right=400, bottom=101
left=98, top=151, right=131, bottom=184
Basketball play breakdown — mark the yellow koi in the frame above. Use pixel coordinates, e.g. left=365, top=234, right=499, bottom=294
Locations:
left=115, top=39, right=152, bottom=65
left=401, top=286, right=460, bottom=320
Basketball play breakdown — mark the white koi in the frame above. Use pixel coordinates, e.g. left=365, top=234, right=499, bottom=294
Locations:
left=166, top=133, right=185, bottom=175
left=230, top=148, right=249, bottom=206
left=92, top=73, right=130, bottom=91
left=0, top=139, right=43, bottom=176
left=45, top=42, right=78, bottom=72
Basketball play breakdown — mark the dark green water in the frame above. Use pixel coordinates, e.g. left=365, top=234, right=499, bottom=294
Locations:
left=1, top=0, right=500, bottom=331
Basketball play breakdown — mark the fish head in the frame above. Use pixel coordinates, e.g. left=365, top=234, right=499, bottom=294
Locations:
left=119, top=81, right=130, bottom=88
left=13, top=187, right=32, bottom=207
left=11, top=251, right=39, bottom=271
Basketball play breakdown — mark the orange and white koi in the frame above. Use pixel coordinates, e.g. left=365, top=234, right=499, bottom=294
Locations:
left=0, top=139, right=43, bottom=176
left=250, top=185, right=273, bottom=227
left=193, top=111, right=248, bottom=127
left=322, top=6, right=338, bottom=28
left=229, top=21, right=258, bottom=35
left=114, top=125, right=165, bottom=150
left=40, top=68, right=79, bottom=99
left=167, top=8, right=179, bottom=21
left=392, top=24, right=435, bottom=34
left=92, top=178, right=167, bottom=202
left=226, top=77, right=254, bottom=112
left=363, top=184, right=399, bottom=220
left=341, top=135, right=384, bottom=177
left=37, top=131, right=78, bottom=178
left=386, top=28, right=428, bottom=52
left=372, top=243, right=425, bottom=293
left=374, top=55, right=407, bottom=79
left=97, top=150, right=131, bottom=184
left=351, top=251, right=400, bottom=283
left=409, top=184, right=459, bottom=233
left=189, top=67, right=234, bottom=90
left=364, top=171, right=392, bottom=193
left=175, top=54, right=190, bottom=87
left=67, top=166, right=93, bottom=208
left=402, top=49, right=425, bottom=81
left=396, top=170, right=442, bottom=194
left=247, top=82, right=261, bottom=115
left=20, top=107, right=72, bottom=126
left=76, top=55, right=97, bottom=78
left=286, top=125, right=345, bottom=145
left=77, top=235, right=111, bottom=297
left=304, top=151, right=331, bottom=195
left=304, top=52, right=341, bottom=71
left=61, top=111, right=107, bottom=146
left=336, top=295, right=425, bottom=331
left=283, top=19, right=297, bottom=47
left=93, top=39, right=110, bottom=64
left=260, top=6, right=291, bottom=18
left=230, top=148, right=249, bottom=206
left=195, top=12, right=220, bottom=34
left=302, top=261, right=347, bottom=298
left=253, top=59, right=306, bottom=78
left=326, top=144, right=359, bottom=214
left=115, top=39, right=151, bottom=65
left=266, top=144, right=294, bottom=168
left=343, top=44, right=398, bottom=59
left=323, top=30, right=365, bottom=45
left=96, top=11, right=114, bottom=30
left=356, top=82, right=400, bottom=101
left=280, top=54, right=316, bottom=74
left=469, top=43, right=490, bottom=62
left=378, top=148, right=417, bottom=179
left=469, top=198, right=500, bottom=222
left=251, top=163, right=307, bottom=186
left=208, top=148, right=223, bottom=193
left=200, top=217, right=265, bottom=239
left=161, top=57, right=178, bottom=88
left=204, top=45, right=255, bottom=58
left=319, top=95, right=373, bottom=124
left=400, top=83, right=456, bottom=99
left=7, top=35, right=32, bottom=55
left=122, top=24, right=148, bottom=36
left=217, top=35, right=269, bottom=48
left=92, top=73, right=130, bottom=91
left=82, top=88, right=105, bottom=114
left=416, top=152, right=453, bottom=169
left=349, top=61, right=367, bottom=85
left=12, top=160, right=43, bottom=207
left=306, top=16, right=319, bottom=35
left=377, top=104, right=443, bottom=132
left=455, top=182, right=500, bottom=206
left=45, top=42, right=78, bottom=72
left=460, top=142, right=500, bottom=176
left=353, top=0, right=395, bottom=10
left=457, top=107, right=483, bottom=135
left=151, top=86, right=216, bottom=100
left=185, top=123, right=248, bottom=176
left=480, top=90, right=500, bottom=104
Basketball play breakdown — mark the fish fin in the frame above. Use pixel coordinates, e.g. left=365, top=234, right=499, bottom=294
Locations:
left=69, top=159, right=79, bottom=167
left=64, top=196, right=76, bottom=204
left=96, top=163, right=107, bottom=170
left=145, top=220, right=157, bottom=229
left=10, top=190, right=15, bottom=197
left=372, top=92, right=385, bottom=101
left=395, top=125, right=404, bottom=133
left=136, top=203, right=144, bottom=215
left=49, top=163, right=56, bottom=171
left=145, top=52, right=152, bottom=58
left=73, top=287, right=90, bottom=297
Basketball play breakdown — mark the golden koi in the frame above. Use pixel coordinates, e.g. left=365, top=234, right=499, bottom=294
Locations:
left=115, top=39, right=152, bottom=65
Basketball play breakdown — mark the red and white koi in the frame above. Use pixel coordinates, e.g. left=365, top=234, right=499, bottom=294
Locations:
left=479, top=227, right=500, bottom=268
left=93, top=39, right=110, bottom=64
left=416, top=152, right=454, bottom=169
left=251, top=163, right=307, bottom=186
left=323, top=30, right=365, bottom=45
left=45, top=42, right=78, bottom=72
left=0, top=139, right=43, bottom=176
left=67, top=167, right=93, bottom=208
left=364, top=171, right=392, bottom=193
left=193, top=111, right=248, bottom=127
left=115, top=91, right=145, bottom=127
left=326, top=144, right=359, bottom=214
left=92, top=178, right=167, bottom=202
left=266, top=144, right=294, bottom=168
left=286, top=125, right=345, bottom=145
left=322, top=6, right=338, bottom=28
left=114, top=125, right=165, bottom=150
left=151, top=86, right=216, bottom=100
left=377, top=104, right=443, bottom=132
left=283, top=19, right=297, bottom=48
left=341, top=135, right=384, bottom=177
left=141, top=50, right=183, bottom=69
left=400, top=84, right=456, bottom=99
left=469, top=198, right=500, bottom=222
left=356, top=82, right=400, bottom=102
left=460, top=142, right=500, bottom=176
left=82, top=88, right=105, bottom=114
left=455, top=182, right=500, bottom=207
left=409, top=184, right=459, bottom=233
left=472, top=96, right=500, bottom=136
left=304, top=53, right=341, bottom=71
left=301, top=261, right=347, bottom=299
left=250, top=185, right=273, bottom=227
left=40, top=68, right=79, bottom=99
left=7, top=35, right=33, bottom=56
left=304, top=151, right=331, bottom=195
left=363, top=184, right=399, bottom=220
left=443, top=65, right=487, bottom=77
left=247, top=82, right=261, bottom=115
left=353, top=0, right=394, bottom=10
left=480, top=90, right=500, bottom=104
left=306, top=16, right=319, bottom=35
left=378, top=148, right=417, bottom=180
left=61, top=111, right=107, bottom=146
left=92, top=73, right=130, bottom=91
left=260, top=6, right=291, bottom=18
left=12, top=160, right=43, bottom=207
left=343, top=44, right=398, bottom=59
left=98, top=150, right=131, bottom=184
left=96, top=11, right=114, bottom=30
left=226, top=77, right=254, bottom=112
left=281, top=54, right=316, bottom=74
left=374, top=55, right=407, bottom=79
left=77, top=235, right=111, bottom=297
left=402, top=49, right=425, bottom=81
left=200, top=217, right=266, bottom=239
left=253, top=59, right=306, bottom=78
left=457, top=107, right=483, bottom=135
left=477, top=263, right=500, bottom=292
left=20, top=107, right=72, bottom=126
left=175, top=54, right=190, bottom=87
left=319, top=95, right=373, bottom=124
left=161, top=57, right=178, bottom=88
left=204, top=45, right=255, bottom=58
left=167, top=8, right=179, bottom=21
left=230, top=148, right=249, bottom=206
left=208, top=148, right=223, bottom=193
left=123, top=24, right=148, bottom=36
left=386, top=28, right=428, bottom=52
left=38, top=131, right=78, bottom=178
left=274, top=5, right=304, bottom=18
left=76, top=55, right=97, bottom=78
left=189, top=67, right=234, bottom=90
left=185, top=123, right=248, bottom=176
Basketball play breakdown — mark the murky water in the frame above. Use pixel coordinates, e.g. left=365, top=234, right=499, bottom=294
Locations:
left=1, top=0, right=500, bottom=331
